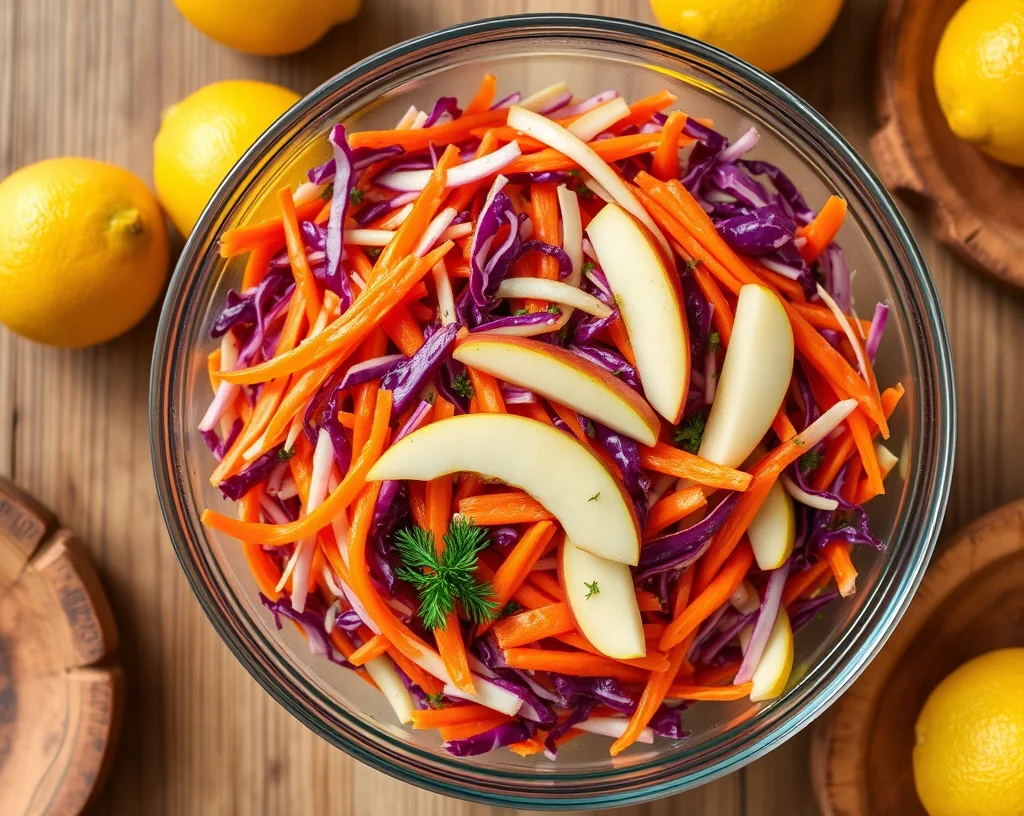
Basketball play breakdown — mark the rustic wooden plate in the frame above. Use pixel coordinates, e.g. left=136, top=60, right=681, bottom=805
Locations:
left=0, top=477, right=123, bottom=816
left=810, top=499, right=1024, bottom=815
left=872, top=0, right=1024, bottom=288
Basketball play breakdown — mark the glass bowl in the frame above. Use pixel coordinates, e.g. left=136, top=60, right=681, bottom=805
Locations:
left=150, top=14, right=955, bottom=809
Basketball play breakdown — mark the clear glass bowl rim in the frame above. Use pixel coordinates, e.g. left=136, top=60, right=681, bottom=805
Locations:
left=149, top=13, right=956, bottom=809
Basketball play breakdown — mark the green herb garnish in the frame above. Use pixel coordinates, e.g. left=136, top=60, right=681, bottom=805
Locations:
left=394, top=518, right=498, bottom=631
left=425, top=692, right=446, bottom=709
left=799, top=449, right=823, bottom=473
left=451, top=371, right=475, bottom=400
left=588, top=492, right=601, bottom=502
left=366, top=247, right=382, bottom=261
left=707, top=331, right=721, bottom=353
left=673, top=413, right=706, bottom=455
left=546, top=303, right=562, bottom=315
left=277, top=447, right=296, bottom=461
left=425, top=390, right=436, bottom=405
left=684, top=259, right=700, bottom=273
left=320, top=183, right=334, bottom=201
left=584, top=580, right=600, bottom=600
left=513, top=308, right=530, bottom=316
left=499, top=600, right=523, bottom=619
left=349, top=187, right=364, bottom=205
left=582, top=260, right=595, bottom=275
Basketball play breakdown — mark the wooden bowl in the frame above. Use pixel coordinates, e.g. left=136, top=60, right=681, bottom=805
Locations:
left=811, top=499, right=1024, bottom=815
left=0, top=477, right=123, bottom=816
left=873, top=0, right=1024, bottom=288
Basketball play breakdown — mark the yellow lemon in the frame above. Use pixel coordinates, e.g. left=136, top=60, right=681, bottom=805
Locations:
left=154, top=80, right=300, bottom=236
left=913, top=648, right=1024, bottom=816
left=934, top=0, right=1024, bottom=166
left=173, top=0, right=359, bottom=56
left=0, top=158, right=169, bottom=348
left=649, top=0, right=844, bottom=73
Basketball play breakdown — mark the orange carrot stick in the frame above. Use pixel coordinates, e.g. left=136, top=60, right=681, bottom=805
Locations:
left=466, top=367, right=506, bottom=413
left=438, top=716, right=514, bottom=742
left=661, top=540, right=754, bottom=650
left=501, top=649, right=650, bottom=683
left=691, top=263, right=735, bottom=347
left=606, top=319, right=638, bottom=367
left=201, top=393, right=391, bottom=545
left=279, top=188, right=323, bottom=325
left=446, top=130, right=499, bottom=214
left=348, top=634, right=389, bottom=666
left=526, top=570, right=565, bottom=604
left=608, top=90, right=678, bottom=133
left=652, top=111, right=687, bottom=181
left=220, top=198, right=324, bottom=257
left=796, top=195, right=847, bottom=262
left=478, top=521, right=557, bottom=635
left=666, top=682, right=753, bottom=701
left=503, top=133, right=674, bottom=174
left=644, top=486, right=708, bottom=538
left=636, top=590, right=664, bottom=613
left=220, top=242, right=453, bottom=385
left=239, top=487, right=284, bottom=599
left=549, top=401, right=589, bottom=444
left=492, top=603, right=575, bottom=649
left=610, top=570, right=694, bottom=755
left=782, top=559, right=832, bottom=607
left=411, top=703, right=496, bottom=729
left=639, top=442, right=752, bottom=492
left=463, top=73, right=497, bottom=116
left=349, top=109, right=509, bottom=151
left=457, top=491, right=554, bottom=525
left=241, top=242, right=273, bottom=290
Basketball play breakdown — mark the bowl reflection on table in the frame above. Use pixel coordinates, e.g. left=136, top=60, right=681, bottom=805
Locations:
left=150, top=14, right=955, bottom=809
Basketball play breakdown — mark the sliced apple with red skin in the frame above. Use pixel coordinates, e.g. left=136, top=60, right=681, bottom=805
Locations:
left=367, top=414, right=641, bottom=564
left=739, top=607, right=794, bottom=702
left=698, top=284, right=794, bottom=469
left=453, top=335, right=660, bottom=446
left=586, top=203, right=690, bottom=424
left=558, top=538, right=646, bottom=659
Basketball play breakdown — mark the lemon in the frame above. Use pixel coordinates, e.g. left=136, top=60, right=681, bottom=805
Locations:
left=173, top=0, right=359, bottom=56
left=649, top=0, right=844, bottom=73
left=0, top=158, right=169, bottom=348
left=913, top=648, right=1024, bottom=816
left=154, top=80, right=300, bottom=236
left=934, top=0, right=1024, bottom=166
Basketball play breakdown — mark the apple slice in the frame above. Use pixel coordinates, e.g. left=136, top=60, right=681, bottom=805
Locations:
left=586, top=203, right=690, bottom=423
left=453, top=335, right=660, bottom=446
left=739, top=607, right=794, bottom=702
left=367, top=414, right=641, bottom=564
left=699, top=284, right=794, bottom=468
left=559, top=538, right=646, bottom=659
left=746, top=480, right=796, bottom=570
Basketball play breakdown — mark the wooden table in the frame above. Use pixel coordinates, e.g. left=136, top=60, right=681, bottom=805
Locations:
left=1, top=1, right=1020, bottom=813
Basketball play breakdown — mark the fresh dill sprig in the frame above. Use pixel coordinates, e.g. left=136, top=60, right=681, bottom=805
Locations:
left=800, top=448, right=824, bottom=473
left=277, top=446, right=296, bottom=461
left=673, top=413, right=706, bottom=455
left=451, top=371, right=475, bottom=400
left=584, top=580, right=600, bottom=600
left=394, top=517, right=498, bottom=631
left=707, top=331, right=721, bottom=353
left=349, top=187, right=364, bottom=205
left=425, top=691, right=446, bottom=709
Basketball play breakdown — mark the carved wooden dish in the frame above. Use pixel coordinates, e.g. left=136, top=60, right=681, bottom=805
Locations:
left=873, top=0, right=1024, bottom=288
left=0, top=477, right=123, bottom=816
left=810, top=499, right=1024, bottom=815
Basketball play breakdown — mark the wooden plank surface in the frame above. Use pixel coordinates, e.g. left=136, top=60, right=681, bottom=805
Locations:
left=1, top=0, right=1021, bottom=814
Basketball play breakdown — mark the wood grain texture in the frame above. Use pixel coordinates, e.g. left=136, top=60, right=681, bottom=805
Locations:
left=811, top=501, right=1024, bottom=816
left=873, top=0, right=1024, bottom=290
left=0, top=0, right=1021, bottom=814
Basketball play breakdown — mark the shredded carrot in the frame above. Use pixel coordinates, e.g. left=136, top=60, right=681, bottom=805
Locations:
left=606, top=319, right=638, bottom=367
left=239, top=487, right=283, bottom=599
left=782, top=559, right=832, bottom=607
left=279, top=188, right=323, bottom=325
left=652, top=111, right=687, bottom=181
left=509, top=737, right=546, bottom=756
left=241, top=242, right=273, bottom=290
left=438, top=716, right=514, bottom=742
left=207, top=349, right=223, bottom=393
left=694, top=660, right=743, bottom=687
left=349, top=109, right=509, bottom=151
left=348, top=634, right=389, bottom=666
left=466, top=367, right=506, bottom=413
left=492, top=603, right=575, bottom=648
left=644, top=486, right=708, bottom=538
left=202, top=391, right=390, bottom=545
left=502, top=648, right=650, bottom=683
left=639, top=442, right=752, bottom=492
left=609, top=569, right=694, bottom=755
left=446, top=130, right=499, bottom=214
left=796, top=195, right=847, bottom=262
left=661, top=539, right=754, bottom=650
left=220, top=198, right=324, bottom=257
left=824, top=543, right=858, bottom=597
left=463, top=73, right=497, bottom=116
left=503, top=133, right=684, bottom=174
left=457, top=491, right=553, bottom=525
left=609, top=90, right=678, bottom=133
left=453, top=473, right=486, bottom=504
left=220, top=242, right=453, bottom=385
left=549, top=401, right=589, bottom=444
left=635, top=590, right=664, bottom=613
left=479, top=521, right=558, bottom=635
left=666, top=682, right=753, bottom=701
left=411, top=703, right=496, bottom=729
left=691, top=263, right=735, bottom=347
left=528, top=570, right=565, bottom=603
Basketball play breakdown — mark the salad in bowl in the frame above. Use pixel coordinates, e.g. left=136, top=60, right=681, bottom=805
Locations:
left=196, top=73, right=899, bottom=761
